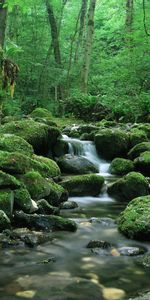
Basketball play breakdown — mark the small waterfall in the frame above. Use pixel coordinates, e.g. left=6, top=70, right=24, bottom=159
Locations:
left=62, top=135, right=110, bottom=176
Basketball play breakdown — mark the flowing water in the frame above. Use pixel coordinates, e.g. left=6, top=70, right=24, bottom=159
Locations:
left=0, top=136, right=150, bottom=300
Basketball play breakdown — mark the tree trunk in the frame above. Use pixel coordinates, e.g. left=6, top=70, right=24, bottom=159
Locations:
left=80, top=0, right=96, bottom=94
left=0, top=0, right=7, bottom=113
left=125, top=0, right=134, bottom=48
left=45, top=0, right=63, bottom=100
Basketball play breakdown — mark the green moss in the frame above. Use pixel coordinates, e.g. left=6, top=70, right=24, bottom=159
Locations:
left=135, top=123, right=150, bottom=139
left=134, top=151, right=150, bottom=176
left=32, top=117, right=57, bottom=127
left=22, top=171, right=51, bottom=200
left=0, top=190, right=14, bottom=218
left=60, top=174, right=104, bottom=196
left=118, top=195, right=150, bottom=240
left=29, top=108, right=52, bottom=119
left=108, top=172, right=149, bottom=202
left=128, top=142, right=150, bottom=160
left=0, top=210, right=11, bottom=232
left=109, top=158, right=134, bottom=175
left=129, top=128, right=148, bottom=148
left=95, top=129, right=129, bottom=159
left=0, top=120, right=61, bottom=155
left=33, top=155, right=61, bottom=177
left=96, top=119, right=117, bottom=127
left=14, top=186, right=33, bottom=212
left=0, top=151, right=31, bottom=174
left=0, top=134, right=34, bottom=156
left=46, top=179, right=68, bottom=207
left=0, top=171, right=21, bottom=189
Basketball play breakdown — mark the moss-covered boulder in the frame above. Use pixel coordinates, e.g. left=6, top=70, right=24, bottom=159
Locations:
left=128, top=142, right=150, bottom=160
left=14, top=187, right=34, bottom=213
left=0, top=120, right=61, bottom=155
left=135, top=123, right=150, bottom=139
left=107, top=172, right=149, bottom=202
left=134, top=151, right=150, bottom=176
left=60, top=174, right=104, bottom=196
left=33, top=155, right=61, bottom=177
left=14, top=210, right=77, bottom=232
left=0, top=134, right=34, bottom=156
left=29, top=107, right=52, bottom=119
left=0, top=210, right=11, bottom=232
left=118, top=196, right=150, bottom=240
left=0, top=171, right=21, bottom=189
left=53, top=139, right=69, bottom=157
left=95, top=129, right=129, bottom=160
left=109, top=158, right=134, bottom=176
left=129, top=128, right=148, bottom=148
left=46, top=179, right=68, bottom=207
left=57, top=154, right=99, bottom=175
left=22, top=171, right=51, bottom=200
left=37, top=199, right=59, bottom=215
left=0, top=190, right=14, bottom=217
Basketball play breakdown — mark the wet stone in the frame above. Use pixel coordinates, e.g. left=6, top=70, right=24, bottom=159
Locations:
left=87, top=240, right=111, bottom=249
left=60, top=201, right=78, bottom=209
left=90, top=217, right=116, bottom=227
left=118, top=246, right=146, bottom=256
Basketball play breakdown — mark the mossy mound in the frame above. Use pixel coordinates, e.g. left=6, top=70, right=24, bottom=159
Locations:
left=107, top=172, right=149, bottom=202
left=0, top=120, right=60, bottom=155
left=33, top=155, right=61, bottom=177
left=0, top=210, right=11, bottom=232
left=29, top=107, right=52, bottom=119
left=46, top=179, right=68, bottom=207
left=109, top=158, right=134, bottom=175
left=128, top=142, right=150, bottom=160
left=14, top=186, right=34, bottom=213
left=129, top=128, right=148, bottom=148
left=32, top=117, right=57, bottom=127
left=134, top=151, right=150, bottom=176
left=57, top=154, right=99, bottom=175
left=60, top=174, right=104, bottom=196
left=95, top=129, right=129, bottom=160
left=0, top=190, right=14, bottom=218
left=135, top=123, right=150, bottom=139
left=14, top=210, right=77, bottom=232
left=0, top=134, right=34, bottom=156
left=118, top=195, right=150, bottom=240
left=22, top=171, right=51, bottom=200
left=0, top=171, right=21, bottom=189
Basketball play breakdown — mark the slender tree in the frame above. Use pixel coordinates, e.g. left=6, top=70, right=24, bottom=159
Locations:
left=0, top=0, right=7, bottom=110
left=80, top=0, right=96, bottom=93
left=125, top=0, right=134, bottom=48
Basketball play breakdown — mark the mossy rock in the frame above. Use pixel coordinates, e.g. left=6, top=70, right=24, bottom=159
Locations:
left=135, top=123, right=150, bottom=139
left=29, top=108, right=52, bottom=119
left=80, top=132, right=95, bottom=141
left=134, top=151, right=150, bottom=176
left=108, top=172, right=149, bottom=202
left=32, top=117, right=57, bottom=127
left=33, top=155, right=61, bottom=177
left=0, top=170, right=21, bottom=189
left=60, top=174, right=104, bottom=196
left=37, top=199, right=59, bottom=215
left=95, top=129, right=129, bottom=160
left=128, top=292, right=150, bottom=300
left=46, top=179, right=68, bottom=207
left=0, top=134, right=34, bottom=156
left=14, top=210, right=77, bottom=232
left=14, top=186, right=34, bottom=213
left=0, top=120, right=61, bottom=155
left=96, top=119, right=117, bottom=127
left=53, top=139, right=69, bottom=157
left=118, top=195, right=150, bottom=240
left=0, top=210, right=11, bottom=232
left=128, top=142, right=150, bottom=160
left=0, top=190, right=14, bottom=218
left=129, top=128, right=148, bottom=148
left=109, top=158, right=134, bottom=175
left=22, top=171, right=51, bottom=200
left=57, top=154, right=99, bottom=175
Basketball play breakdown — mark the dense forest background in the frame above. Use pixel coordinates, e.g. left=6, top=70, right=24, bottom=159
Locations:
left=0, top=0, right=150, bottom=122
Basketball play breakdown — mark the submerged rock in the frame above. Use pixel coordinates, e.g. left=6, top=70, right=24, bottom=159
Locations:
left=60, top=201, right=78, bottom=209
left=87, top=240, right=111, bottom=249
left=95, top=129, right=129, bottom=159
left=118, top=246, right=146, bottom=256
left=109, top=158, right=134, bottom=175
left=107, top=172, right=149, bottom=202
left=60, top=174, right=104, bottom=196
left=90, top=217, right=116, bottom=227
left=128, top=142, right=150, bottom=160
left=134, top=151, right=150, bottom=176
left=14, top=211, right=77, bottom=232
left=0, top=210, right=11, bottom=231
left=118, top=195, right=150, bottom=240
left=57, top=154, right=99, bottom=175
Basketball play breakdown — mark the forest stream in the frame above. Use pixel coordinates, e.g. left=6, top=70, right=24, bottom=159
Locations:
left=0, top=135, right=150, bottom=300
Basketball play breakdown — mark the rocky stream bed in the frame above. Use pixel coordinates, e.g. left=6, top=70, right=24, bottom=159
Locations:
left=0, top=108, right=150, bottom=300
